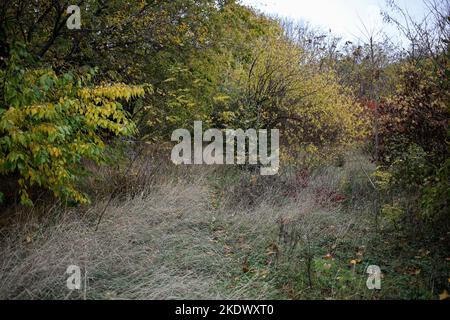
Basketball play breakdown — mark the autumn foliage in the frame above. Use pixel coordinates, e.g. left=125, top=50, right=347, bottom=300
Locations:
left=0, top=44, right=146, bottom=205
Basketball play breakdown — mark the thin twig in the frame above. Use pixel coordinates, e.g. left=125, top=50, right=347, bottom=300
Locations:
left=94, top=145, right=144, bottom=231
left=361, top=167, right=377, bottom=190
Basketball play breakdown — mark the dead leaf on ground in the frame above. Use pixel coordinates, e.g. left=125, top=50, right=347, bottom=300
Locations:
left=324, top=253, right=333, bottom=260
left=439, top=290, right=449, bottom=300
left=242, top=257, right=250, bottom=273
left=266, top=243, right=279, bottom=256
left=350, top=259, right=361, bottom=265
left=223, top=244, right=233, bottom=254
left=323, top=263, right=332, bottom=270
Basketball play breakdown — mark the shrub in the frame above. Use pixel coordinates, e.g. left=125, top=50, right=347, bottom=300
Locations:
left=420, top=158, right=450, bottom=225
left=376, top=57, right=449, bottom=229
left=378, top=60, right=448, bottom=165
left=374, top=145, right=449, bottom=229
left=0, top=44, right=146, bottom=205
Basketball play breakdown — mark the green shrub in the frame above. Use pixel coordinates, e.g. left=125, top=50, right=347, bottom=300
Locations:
left=0, top=44, right=146, bottom=205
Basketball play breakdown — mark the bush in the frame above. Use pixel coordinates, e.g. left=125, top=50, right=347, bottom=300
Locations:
left=378, top=59, right=448, bottom=165
left=420, top=158, right=450, bottom=225
left=376, top=57, right=449, bottom=229
left=374, top=144, right=449, bottom=229
left=0, top=44, right=146, bottom=205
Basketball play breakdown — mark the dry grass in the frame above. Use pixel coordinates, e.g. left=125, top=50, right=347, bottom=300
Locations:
left=2, top=151, right=441, bottom=300
left=0, top=167, right=222, bottom=299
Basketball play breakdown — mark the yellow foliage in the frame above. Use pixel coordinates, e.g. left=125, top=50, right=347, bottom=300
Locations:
left=0, top=68, right=146, bottom=205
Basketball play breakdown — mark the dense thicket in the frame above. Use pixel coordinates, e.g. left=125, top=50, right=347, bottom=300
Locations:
left=1, top=0, right=367, bottom=205
left=334, top=0, right=449, bottom=230
left=0, top=0, right=448, bottom=233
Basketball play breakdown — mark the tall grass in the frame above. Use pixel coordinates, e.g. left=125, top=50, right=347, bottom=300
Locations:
left=0, top=150, right=446, bottom=299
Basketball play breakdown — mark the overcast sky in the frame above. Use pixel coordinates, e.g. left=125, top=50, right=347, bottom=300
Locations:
left=240, top=0, right=429, bottom=45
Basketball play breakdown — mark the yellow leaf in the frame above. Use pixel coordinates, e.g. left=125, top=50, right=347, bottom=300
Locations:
left=439, top=290, right=449, bottom=300
left=350, top=259, right=361, bottom=265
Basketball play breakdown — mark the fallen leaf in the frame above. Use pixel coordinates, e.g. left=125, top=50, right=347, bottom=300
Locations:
left=282, top=282, right=296, bottom=299
left=223, top=244, right=233, bottom=254
left=350, top=259, right=361, bottom=265
left=439, top=290, right=449, bottom=300
left=266, top=243, right=279, bottom=256
left=242, top=257, right=250, bottom=273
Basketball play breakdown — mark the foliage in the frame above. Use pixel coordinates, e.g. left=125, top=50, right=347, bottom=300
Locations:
left=0, top=0, right=447, bottom=229
left=373, top=144, right=449, bottom=229
left=420, top=158, right=450, bottom=223
left=0, top=44, right=145, bottom=205
left=373, top=52, right=449, bottom=228
left=138, top=1, right=281, bottom=140
left=378, top=60, right=449, bottom=165
left=0, top=0, right=448, bottom=300
left=236, top=35, right=369, bottom=165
